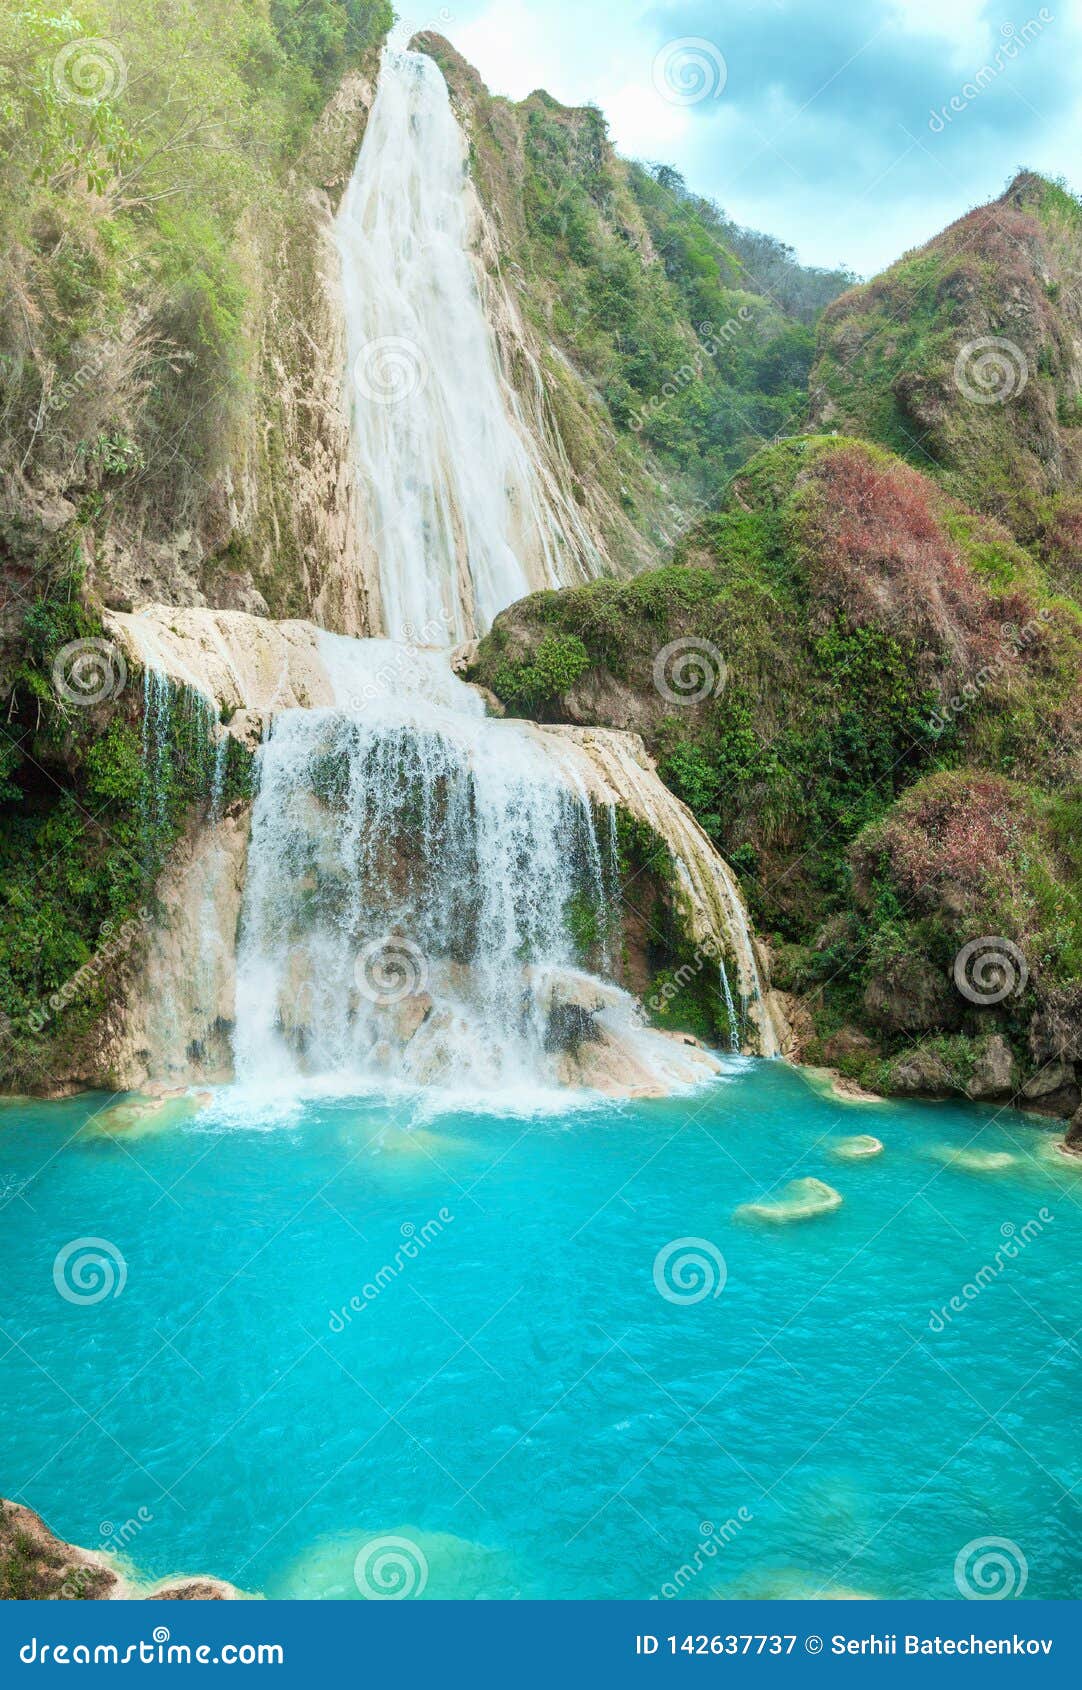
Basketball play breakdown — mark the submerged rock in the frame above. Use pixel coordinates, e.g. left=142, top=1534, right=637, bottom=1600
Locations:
left=87, top=1090, right=214, bottom=1139
left=275, top=1525, right=505, bottom=1601
left=831, top=1134, right=884, bottom=1160
left=929, top=1146, right=1017, bottom=1173
left=736, top=1176, right=843, bottom=1224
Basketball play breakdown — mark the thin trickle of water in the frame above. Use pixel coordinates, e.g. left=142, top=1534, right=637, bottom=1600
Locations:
left=335, top=47, right=594, bottom=643
left=208, top=735, right=229, bottom=824
left=719, top=960, right=740, bottom=1054
left=141, top=668, right=172, bottom=839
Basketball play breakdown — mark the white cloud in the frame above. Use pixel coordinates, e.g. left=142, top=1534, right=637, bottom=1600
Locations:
left=454, top=0, right=596, bottom=102
left=441, top=0, right=1081, bottom=274
left=603, top=82, right=693, bottom=156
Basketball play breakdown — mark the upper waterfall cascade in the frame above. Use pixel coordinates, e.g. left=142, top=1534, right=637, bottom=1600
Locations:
left=335, top=47, right=596, bottom=646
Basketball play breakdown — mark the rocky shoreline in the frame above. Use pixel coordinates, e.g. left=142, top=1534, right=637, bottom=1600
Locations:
left=0, top=1501, right=248, bottom=1602
left=806, top=1058, right=1082, bottom=1157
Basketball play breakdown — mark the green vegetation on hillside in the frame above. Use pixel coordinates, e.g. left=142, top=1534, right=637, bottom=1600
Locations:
left=472, top=434, right=1082, bottom=1091
left=424, top=35, right=852, bottom=527
left=518, top=111, right=848, bottom=485
left=0, top=0, right=390, bottom=541
left=0, top=535, right=253, bottom=1089
left=810, top=171, right=1082, bottom=552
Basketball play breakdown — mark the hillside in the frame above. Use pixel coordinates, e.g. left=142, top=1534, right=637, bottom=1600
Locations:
left=470, top=433, right=1082, bottom=1113
left=809, top=171, right=1082, bottom=579
left=0, top=15, right=1077, bottom=1122
left=422, top=33, right=851, bottom=562
left=0, top=0, right=399, bottom=647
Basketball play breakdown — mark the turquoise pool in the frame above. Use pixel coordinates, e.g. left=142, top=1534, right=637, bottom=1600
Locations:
left=0, top=1061, right=1076, bottom=1599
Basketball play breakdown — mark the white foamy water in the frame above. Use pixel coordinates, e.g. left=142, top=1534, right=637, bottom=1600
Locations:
left=233, top=636, right=620, bottom=1100
left=335, top=47, right=592, bottom=643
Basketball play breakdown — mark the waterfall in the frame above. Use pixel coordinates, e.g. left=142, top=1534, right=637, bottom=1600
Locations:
left=120, top=45, right=778, bottom=1104
left=232, top=638, right=618, bottom=1097
left=141, top=668, right=172, bottom=841
left=335, top=48, right=586, bottom=643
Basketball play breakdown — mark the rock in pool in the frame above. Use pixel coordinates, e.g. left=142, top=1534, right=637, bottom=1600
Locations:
left=831, top=1134, right=883, bottom=1161
left=736, top=1176, right=843, bottom=1224
left=930, top=1146, right=1016, bottom=1173
left=87, top=1089, right=214, bottom=1138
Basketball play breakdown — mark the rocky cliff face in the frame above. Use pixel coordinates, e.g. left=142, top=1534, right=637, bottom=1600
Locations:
left=42, top=69, right=381, bottom=634
left=0, top=10, right=391, bottom=673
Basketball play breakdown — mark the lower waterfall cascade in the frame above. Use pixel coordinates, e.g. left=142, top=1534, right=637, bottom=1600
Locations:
left=228, top=637, right=731, bottom=1104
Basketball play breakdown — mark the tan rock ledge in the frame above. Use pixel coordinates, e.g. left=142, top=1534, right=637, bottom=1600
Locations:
left=800, top=1065, right=887, bottom=1106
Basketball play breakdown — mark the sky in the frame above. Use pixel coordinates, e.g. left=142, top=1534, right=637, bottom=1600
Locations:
left=402, top=0, right=1082, bottom=277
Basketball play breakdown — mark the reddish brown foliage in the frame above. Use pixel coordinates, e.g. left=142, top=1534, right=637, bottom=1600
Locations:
left=852, top=772, right=1029, bottom=919
left=797, top=447, right=1032, bottom=683
left=1039, top=495, right=1082, bottom=583
left=938, top=202, right=1047, bottom=292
